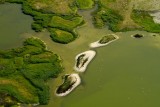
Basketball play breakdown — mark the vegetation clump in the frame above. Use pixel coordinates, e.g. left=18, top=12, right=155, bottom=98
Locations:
left=49, top=28, right=76, bottom=44
left=0, top=37, right=63, bottom=106
left=75, top=0, right=94, bottom=9
left=92, top=1, right=123, bottom=31
left=131, top=10, right=160, bottom=33
left=76, top=54, right=89, bottom=69
left=74, top=50, right=96, bottom=72
left=49, top=16, right=83, bottom=31
left=76, top=54, right=85, bottom=68
left=99, top=35, right=116, bottom=44
left=56, top=74, right=81, bottom=96
left=0, top=93, right=18, bottom=107
left=56, top=75, right=75, bottom=94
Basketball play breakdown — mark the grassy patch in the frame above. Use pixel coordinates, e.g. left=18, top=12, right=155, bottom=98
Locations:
left=49, top=16, right=83, bottom=31
left=50, top=28, right=75, bottom=44
left=75, top=0, right=94, bottom=9
left=99, top=34, right=116, bottom=44
left=27, top=0, right=77, bottom=15
left=0, top=76, right=38, bottom=103
left=92, top=14, right=105, bottom=28
left=101, top=8, right=123, bottom=31
left=0, top=37, right=63, bottom=106
left=131, top=10, right=160, bottom=33
left=56, top=75, right=74, bottom=94
left=92, top=1, right=123, bottom=31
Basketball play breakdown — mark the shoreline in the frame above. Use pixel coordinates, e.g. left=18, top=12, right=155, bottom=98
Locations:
left=89, top=34, right=119, bottom=48
left=74, top=50, right=96, bottom=72
left=55, top=73, right=81, bottom=97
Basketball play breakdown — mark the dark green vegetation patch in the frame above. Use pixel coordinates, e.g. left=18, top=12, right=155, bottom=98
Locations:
left=99, top=35, right=116, bottom=44
left=0, top=37, right=63, bottom=106
left=49, top=28, right=76, bottom=44
left=92, top=1, right=123, bottom=31
left=56, top=75, right=75, bottom=94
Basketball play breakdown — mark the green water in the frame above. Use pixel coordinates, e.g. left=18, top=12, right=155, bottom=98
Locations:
left=1, top=3, right=160, bottom=107
left=61, top=34, right=160, bottom=107
left=0, top=3, right=34, bottom=49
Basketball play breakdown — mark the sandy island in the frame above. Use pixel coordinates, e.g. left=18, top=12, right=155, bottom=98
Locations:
left=89, top=34, right=119, bottom=48
left=74, top=50, right=96, bottom=72
left=55, top=73, right=81, bottom=97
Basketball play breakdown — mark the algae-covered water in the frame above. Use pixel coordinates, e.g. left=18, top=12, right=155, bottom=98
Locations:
left=1, top=3, right=160, bottom=107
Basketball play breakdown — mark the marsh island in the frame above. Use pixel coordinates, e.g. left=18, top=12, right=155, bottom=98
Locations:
left=74, top=50, right=96, bottom=72
left=90, top=34, right=119, bottom=48
left=56, top=74, right=81, bottom=96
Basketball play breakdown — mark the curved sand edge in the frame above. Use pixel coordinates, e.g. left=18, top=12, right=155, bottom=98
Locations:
left=89, top=34, right=119, bottom=48
left=55, top=73, right=81, bottom=97
left=74, top=50, right=96, bottom=72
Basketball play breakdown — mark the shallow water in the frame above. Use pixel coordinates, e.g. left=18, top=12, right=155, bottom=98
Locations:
left=0, top=3, right=34, bottom=49
left=61, top=34, right=160, bottom=107
left=1, top=3, right=160, bottom=107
